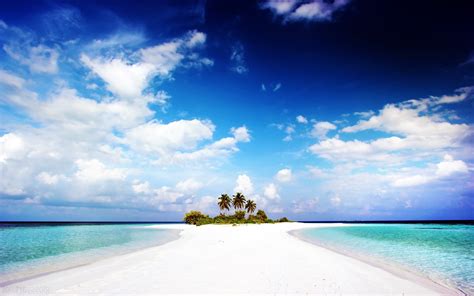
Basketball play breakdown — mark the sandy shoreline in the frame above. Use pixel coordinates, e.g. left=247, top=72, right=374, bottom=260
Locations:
left=0, top=223, right=461, bottom=295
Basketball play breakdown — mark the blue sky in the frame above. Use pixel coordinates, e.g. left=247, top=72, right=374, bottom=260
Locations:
left=0, top=0, right=473, bottom=221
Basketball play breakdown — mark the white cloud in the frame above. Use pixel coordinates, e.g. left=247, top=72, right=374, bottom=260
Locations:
left=275, top=168, right=292, bottom=182
left=4, top=44, right=59, bottom=74
left=273, top=83, right=281, bottom=92
left=436, top=154, right=469, bottom=177
left=124, top=119, right=214, bottom=156
left=185, top=30, right=206, bottom=48
left=392, top=175, right=432, bottom=188
left=75, top=159, right=126, bottom=183
left=231, top=126, right=251, bottom=142
left=261, top=0, right=351, bottom=23
left=310, top=121, right=337, bottom=139
left=263, top=183, right=279, bottom=200
left=0, top=133, right=26, bottom=163
left=132, top=180, right=151, bottom=194
left=0, top=70, right=25, bottom=88
left=261, top=0, right=298, bottom=15
left=312, top=90, right=472, bottom=162
left=82, top=30, right=211, bottom=99
left=175, top=178, right=203, bottom=194
left=391, top=155, right=469, bottom=187
left=234, top=174, right=254, bottom=195
left=296, top=115, right=308, bottom=124
left=81, top=55, right=156, bottom=99
left=36, top=172, right=61, bottom=185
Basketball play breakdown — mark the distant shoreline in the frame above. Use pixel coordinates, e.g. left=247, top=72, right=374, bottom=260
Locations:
left=1, top=219, right=473, bottom=225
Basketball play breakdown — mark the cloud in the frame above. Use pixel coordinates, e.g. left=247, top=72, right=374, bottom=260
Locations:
left=275, top=168, right=292, bottom=182
left=82, top=30, right=211, bottom=99
left=311, top=89, right=472, bottom=162
left=292, top=197, right=319, bottom=213
left=310, top=121, right=337, bottom=139
left=234, top=174, right=254, bottom=195
left=75, top=159, right=127, bottom=183
left=273, top=83, right=281, bottom=92
left=36, top=172, right=62, bottom=185
left=175, top=178, right=203, bottom=194
left=261, top=0, right=351, bottom=23
left=263, top=183, right=279, bottom=200
left=0, top=70, right=25, bottom=88
left=436, top=154, right=469, bottom=177
left=261, top=0, right=298, bottom=15
left=392, top=155, right=469, bottom=187
left=149, top=125, right=250, bottom=165
left=392, top=175, right=432, bottom=188
left=296, top=115, right=308, bottom=124
left=81, top=55, right=156, bottom=99
left=0, top=25, right=249, bottom=215
left=230, top=42, right=248, bottom=74
left=0, top=133, right=26, bottom=163
left=4, top=44, right=59, bottom=74
left=231, top=126, right=251, bottom=142
left=124, top=119, right=215, bottom=156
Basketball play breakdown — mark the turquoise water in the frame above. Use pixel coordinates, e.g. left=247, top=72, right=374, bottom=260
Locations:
left=0, top=223, right=179, bottom=284
left=299, top=224, right=474, bottom=294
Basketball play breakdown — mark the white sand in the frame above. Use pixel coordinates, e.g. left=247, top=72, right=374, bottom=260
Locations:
left=1, top=223, right=459, bottom=295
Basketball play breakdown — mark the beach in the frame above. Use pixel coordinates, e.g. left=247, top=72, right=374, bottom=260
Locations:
left=1, top=223, right=459, bottom=295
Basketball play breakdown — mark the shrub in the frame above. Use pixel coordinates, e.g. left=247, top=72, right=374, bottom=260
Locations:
left=234, top=210, right=246, bottom=220
left=256, top=209, right=267, bottom=221
left=278, top=217, right=290, bottom=222
left=184, top=211, right=208, bottom=225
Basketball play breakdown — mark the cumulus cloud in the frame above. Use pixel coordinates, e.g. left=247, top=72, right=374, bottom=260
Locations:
left=436, top=154, right=469, bottom=177
left=264, top=183, right=280, bottom=199
left=82, top=30, right=211, bottom=99
left=124, top=119, right=215, bottom=156
left=234, top=174, right=254, bottom=195
left=0, top=133, right=26, bottom=163
left=231, top=126, right=251, bottom=142
left=261, top=0, right=351, bottom=23
left=0, top=25, right=248, bottom=215
left=296, top=115, right=308, bottom=124
left=275, top=168, right=292, bottom=182
left=311, top=89, right=472, bottom=162
left=392, top=155, right=469, bottom=187
left=75, top=159, right=127, bottom=183
left=175, top=178, right=203, bottom=194
left=310, top=121, right=337, bottom=139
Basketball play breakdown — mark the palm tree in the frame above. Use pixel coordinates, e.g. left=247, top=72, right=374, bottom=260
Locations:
left=245, top=200, right=256, bottom=215
left=232, top=192, right=246, bottom=210
left=217, top=194, right=231, bottom=215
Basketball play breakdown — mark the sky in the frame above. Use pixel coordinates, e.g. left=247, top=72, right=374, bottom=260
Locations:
left=0, top=0, right=473, bottom=221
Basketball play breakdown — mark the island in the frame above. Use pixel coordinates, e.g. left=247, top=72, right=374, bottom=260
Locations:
left=183, top=192, right=290, bottom=225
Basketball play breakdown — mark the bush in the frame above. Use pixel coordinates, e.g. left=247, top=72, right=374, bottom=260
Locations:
left=278, top=217, right=290, bottom=222
left=256, top=209, right=267, bottom=221
left=184, top=211, right=208, bottom=225
left=234, top=210, right=246, bottom=220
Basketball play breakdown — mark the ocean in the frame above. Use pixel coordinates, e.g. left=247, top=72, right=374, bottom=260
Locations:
left=297, top=223, right=474, bottom=294
left=0, top=223, right=179, bottom=285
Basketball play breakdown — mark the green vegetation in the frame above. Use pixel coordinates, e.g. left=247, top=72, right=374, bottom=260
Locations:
left=183, top=192, right=292, bottom=225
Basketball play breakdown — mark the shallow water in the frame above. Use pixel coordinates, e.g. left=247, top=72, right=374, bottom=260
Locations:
left=299, top=224, right=474, bottom=294
left=0, top=223, right=178, bottom=283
